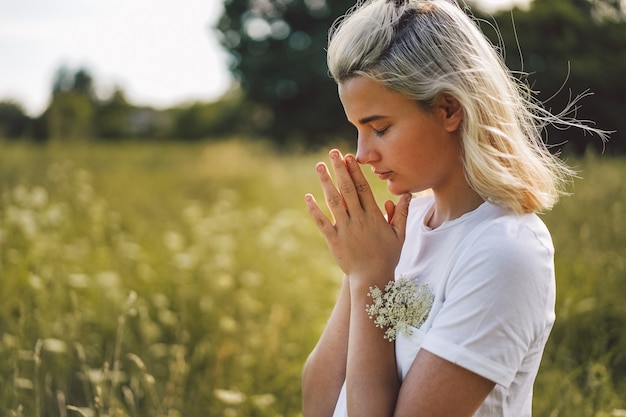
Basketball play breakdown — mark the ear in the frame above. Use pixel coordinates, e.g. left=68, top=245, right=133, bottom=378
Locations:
left=438, top=94, right=463, bottom=133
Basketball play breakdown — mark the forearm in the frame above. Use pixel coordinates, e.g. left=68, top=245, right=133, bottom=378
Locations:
left=345, top=279, right=400, bottom=417
left=303, top=150, right=410, bottom=416
left=302, top=275, right=351, bottom=417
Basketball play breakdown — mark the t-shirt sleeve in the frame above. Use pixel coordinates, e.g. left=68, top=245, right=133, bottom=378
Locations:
left=420, top=218, right=556, bottom=387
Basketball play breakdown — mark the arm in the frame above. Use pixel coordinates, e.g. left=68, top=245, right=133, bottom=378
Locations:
left=395, top=349, right=495, bottom=417
left=302, top=275, right=351, bottom=417
left=301, top=274, right=402, bottom=417
left=345, top=279, right=400, bottom=416
left=344, top=277, right=494, bottom=417
left=392, top=219, right=554, bottom=416
left=305, top=150, right=411, bottom=416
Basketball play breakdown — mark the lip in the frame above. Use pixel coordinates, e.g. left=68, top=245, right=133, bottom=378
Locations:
left=374, top=170, right=394, bottom=180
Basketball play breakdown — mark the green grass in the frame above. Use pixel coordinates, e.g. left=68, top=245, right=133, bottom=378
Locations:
left=0, top=140, right=624, bottom=417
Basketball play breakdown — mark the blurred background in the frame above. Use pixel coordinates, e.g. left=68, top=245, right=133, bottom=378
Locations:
left=0, top=0, right=625, bottom=416
left=1, top=0, right=624, bottom=152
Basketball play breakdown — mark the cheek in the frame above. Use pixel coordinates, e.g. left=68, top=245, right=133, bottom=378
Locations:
left=394, top=137, right=425, bottom=164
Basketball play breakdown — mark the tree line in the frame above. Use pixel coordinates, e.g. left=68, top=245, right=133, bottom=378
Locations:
left=0, top=65, right=241, bottom=143
left=215, top=0, right=625, bottom=154
left=1, top=0, right=624, bottom=154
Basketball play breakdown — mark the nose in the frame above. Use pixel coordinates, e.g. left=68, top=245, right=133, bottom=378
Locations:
left=355, top=133, right=378, bottom=165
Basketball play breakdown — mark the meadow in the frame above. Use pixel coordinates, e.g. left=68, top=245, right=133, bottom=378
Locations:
left=0, top=139, right=624, bottom=417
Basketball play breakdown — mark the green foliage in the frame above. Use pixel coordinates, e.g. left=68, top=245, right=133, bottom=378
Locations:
left=171, top=91, right=243, bottom=140
left=44, top=66, right=98, bottom=141
left=477, top=0, right=626, bottom=154
left=0, top=140, right=624, bottom=416
left=215, top=0, right=355, bottom=146
left=45, top=91, right=95, bottom=141
left=0, top=101, right=30, bottom=139
left=0, top=140, right=338, bottom=416
left=536, top=153, right=626, bottom=416
left=217, top=0, right=626, bottom=152
left=28, top=66, right=241, bottom=142
left=94, top=89, right=134, bottom=140
left=52, top=65, right=95, bottom=99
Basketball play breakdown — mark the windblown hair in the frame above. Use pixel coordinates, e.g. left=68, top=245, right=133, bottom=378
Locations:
left=327, top=0, right=607, bottom=214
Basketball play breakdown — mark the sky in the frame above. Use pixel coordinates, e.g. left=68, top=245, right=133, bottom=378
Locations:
left=0, top=0, right=529, bottom=117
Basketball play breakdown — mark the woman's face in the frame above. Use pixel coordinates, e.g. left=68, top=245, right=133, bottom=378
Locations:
left=338, top=76, right=465, bottom=196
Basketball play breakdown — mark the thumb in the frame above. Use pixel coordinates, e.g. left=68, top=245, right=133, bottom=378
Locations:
left=389, top=193, right=411, bottom=238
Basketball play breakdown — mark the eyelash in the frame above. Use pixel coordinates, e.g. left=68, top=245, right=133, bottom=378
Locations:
left=374, top=127, right=389, bottom=137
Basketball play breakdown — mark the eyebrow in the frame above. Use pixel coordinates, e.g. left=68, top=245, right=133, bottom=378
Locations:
left=358, top=115, right=389, bottom=125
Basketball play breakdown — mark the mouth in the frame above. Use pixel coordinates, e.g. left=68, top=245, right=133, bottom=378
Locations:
left=374, top=170, right=393, bottom=180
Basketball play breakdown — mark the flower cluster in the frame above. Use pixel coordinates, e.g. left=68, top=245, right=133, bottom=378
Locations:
left=366, top=276, right=434, bottom=342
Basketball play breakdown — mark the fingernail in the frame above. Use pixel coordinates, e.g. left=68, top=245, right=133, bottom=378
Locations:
left=345, top=155, right=355, bottom=164
left=330, top=149, right=340, bottom=159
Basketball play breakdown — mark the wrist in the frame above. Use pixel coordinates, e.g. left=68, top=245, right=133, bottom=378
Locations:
left=347, top=272, right=394, bottom=294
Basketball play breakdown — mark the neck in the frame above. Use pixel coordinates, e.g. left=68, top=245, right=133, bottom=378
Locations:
left=427, top=184, right=484, bottom=229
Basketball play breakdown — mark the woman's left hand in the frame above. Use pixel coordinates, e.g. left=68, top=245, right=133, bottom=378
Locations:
left=305, top=149, right=411, bottom=286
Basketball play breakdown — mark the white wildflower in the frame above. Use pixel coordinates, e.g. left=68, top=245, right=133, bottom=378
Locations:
left=163, top=231, right=185, bottom=252
left=182, top=203, right=203, bottom=223
left=30, top=186, right=48, bottom=208
left=42, top=338, right=68, bottom=354
left=215, top=273, right=234, bottom=290
left=174, top=251, right=196, bottom=270
left=251, top=393, right=276, bottom=408
left=96, top=271, right=121, bottom=289
left=68, top=274, right=90, bottom=289
left=214, top=388, right=246, bottom=405
left=366, top=276, right=434, bottom=342
left=219, top=316, right=238, bottom=333
left=28, top=273, right=43, bottom=290
left=14, top=378, right=34, bottom=390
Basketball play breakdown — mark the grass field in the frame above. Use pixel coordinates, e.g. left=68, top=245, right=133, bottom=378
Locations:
left=0, top=139, right=624, bottom=417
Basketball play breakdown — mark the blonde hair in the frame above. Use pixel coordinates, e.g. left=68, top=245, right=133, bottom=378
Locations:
left=327, top=0, right=607, bottom=214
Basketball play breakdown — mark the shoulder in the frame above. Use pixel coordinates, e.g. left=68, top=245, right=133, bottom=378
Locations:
left=447, top=207, right=555, bottom=299
left=466, top=208, right=554, bottom=264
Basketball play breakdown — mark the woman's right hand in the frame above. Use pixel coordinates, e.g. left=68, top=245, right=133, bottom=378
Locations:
left=304, top=149, right=411, bottom=287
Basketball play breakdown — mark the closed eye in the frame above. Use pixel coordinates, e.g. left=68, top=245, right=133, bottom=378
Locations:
left=374, top=126, right=390, bottom=137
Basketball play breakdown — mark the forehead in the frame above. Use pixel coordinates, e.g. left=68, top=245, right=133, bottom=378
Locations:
left=338, top=76, right=390, bottom=101
left=338, top=76, right=418, bottom=122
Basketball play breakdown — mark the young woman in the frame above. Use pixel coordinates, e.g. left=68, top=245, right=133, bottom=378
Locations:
left=301, top=1, right=606, bottom=416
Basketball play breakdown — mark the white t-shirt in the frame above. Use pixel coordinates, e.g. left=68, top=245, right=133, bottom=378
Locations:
left=333, top=195, right=556, bottom=417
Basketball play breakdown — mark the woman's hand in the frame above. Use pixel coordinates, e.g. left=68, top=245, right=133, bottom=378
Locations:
left=305, top=149, right=411, bottom=285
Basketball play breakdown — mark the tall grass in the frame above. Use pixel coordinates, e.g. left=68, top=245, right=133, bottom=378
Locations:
left=0, top=140, right=623, bottom=416
left=537, top=153, right=626, bottom=417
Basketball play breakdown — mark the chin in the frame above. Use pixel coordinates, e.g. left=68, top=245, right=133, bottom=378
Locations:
left=387, top=182, right=425, bottom=196
left=386, top=183, right=410, bottom=196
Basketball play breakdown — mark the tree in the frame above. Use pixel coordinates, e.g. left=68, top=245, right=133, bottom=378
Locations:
left=215, top=0, right=356, bottom=148
left=44, top=66, right=97, bottom=141
left=171, top=91, right=243, bottom=140
left=217, top=0, right=626, bottom=154
left=51, top=65, right=96, bottom=101
left=94, top=88, right=133, bottom=139
left=477, top=0, right=626, bottom=154
left=0, top=101, right=30, bottom=139
left=45, top=91, right=94, bottom=141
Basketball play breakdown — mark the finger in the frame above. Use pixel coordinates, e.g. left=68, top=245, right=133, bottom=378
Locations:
left=316, top=161, right=349, bottom=223
left=344, top=153, right=380, bottom=212
left=305, top=193, right=336, bottom=237
left=384, top=200, right=395, bottom=224
left=389, top=193, right=411, bottom=239
left=328, top=149, right=364, bottom=214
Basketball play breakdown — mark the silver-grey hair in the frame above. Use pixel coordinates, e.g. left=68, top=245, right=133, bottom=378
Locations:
left=327, top=0, right=607, bottom=213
